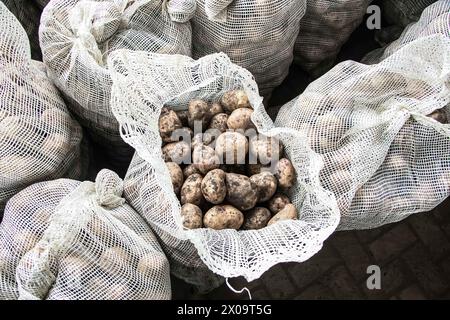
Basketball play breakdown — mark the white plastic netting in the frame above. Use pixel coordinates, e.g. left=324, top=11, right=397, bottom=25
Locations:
left=2, top=0, right=43, bottom=60
left=0, top=3, right=85, bottom=216
left=39, top=0, right=195, bottom=163
left=0, top=169, right=171, bottom=300
left=191, top=0, right=306, bottom=97
left=363, top=0, right=449, bottom=64
left=276, top=3, right=450, bottom=230
left=294, top=0, right=372, bottom=76
left=107, top=51, right=340, bottom=286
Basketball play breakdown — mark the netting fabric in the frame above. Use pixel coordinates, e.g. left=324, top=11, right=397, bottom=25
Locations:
left=294, top=0, right=372, bottom=76
left=0, top=3, right=85, bottom=216
left=108, top=51, right=340, bottom=285
left=276, top=2, right=450, bottom=230
left=381, top=0, right=438, bottom=28
left=39, top=0, right=195, bottom=163
left=0, top=169, right=171, bottom=300
left=191, top=0, right=306, bottom=97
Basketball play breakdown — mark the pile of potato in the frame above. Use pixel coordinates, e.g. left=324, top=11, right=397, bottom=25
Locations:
left=159, top=90, right=298, bottom=231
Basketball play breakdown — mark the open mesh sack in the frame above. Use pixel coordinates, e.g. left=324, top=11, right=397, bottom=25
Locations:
left=2, top=0, right=43, bottom=60
left=0, top=3, right=85, bottom=216
left=107, top=51, right=340, bottom=286
left=363, top=0, right=449, bottom=64
left=277, top=17, right=450, bottom=231
left=39, top=0, right=195, bottom=165
left=0, top=169, right=171, bottom=300
left=191, top=0, right=306, bottom=97
left=294, top=0, right=372, bottom=77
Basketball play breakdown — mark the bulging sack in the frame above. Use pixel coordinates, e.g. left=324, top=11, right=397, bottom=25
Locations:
left=0, top=169, right=171, bottom=300
left=191, top=0, right=306, bottom=97
left=39, top=0, right=195, bottom=163
left=0, top=3, right=85, bottom=215
left=363, top=0, right=449, bottom=64
left=277, top=9, right=450, bottom=230
left=294, top=0, right=372, bottom=76
left=108, top=51, right=340, bottom=286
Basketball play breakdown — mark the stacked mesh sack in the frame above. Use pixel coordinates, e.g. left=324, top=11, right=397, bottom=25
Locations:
left=191, top=0, right=307, bottom=97
left=0, top=3, right=86, bottom=216
left=276, top=0, right=450, bottom=230
left=374, top=0, right=438, bottom=47
left=294, top=0, right=372, bottom=77
left=0, top=169, right=171, bottom=300
left=107, top=51, right=340, bottom=290
left=39, top=0, right=196, bottom=168
left=2, top=0, right=43, bottom=60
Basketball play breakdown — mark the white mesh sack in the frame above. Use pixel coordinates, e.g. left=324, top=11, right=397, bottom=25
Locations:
left=39, top=0, right=196, bottom=164
left=2, top=0, right=43, bottom=60
left=276, top=30, right=450, bottom=230
left=381, top=0, right=438, bottom=28
left=107, top=51, right=340, bottom=286
left=0, top=3, right=85, bottom=216
left=191, top=0, right=307, bottom=97
left=363, top=0, right=449, bottom=65
left=294, top=0, right=372, bottom=77
left=0, top=169, right=171, bottom=300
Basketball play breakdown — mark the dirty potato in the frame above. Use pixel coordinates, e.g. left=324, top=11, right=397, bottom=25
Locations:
left=201, top=169, right=227, bottom=204
left=227, top=108, right=255, bottom=131
left=203, top=205, right=244, bottom=230
left=192, top=144, right=220, bottom=174
left=176, top=110, right=190, bottom=127
left=428, top=108, right=448, bottom=124
left=208, top=113, right=229, bottom=133
left=274, top=158, right=296, bottom=189
left=220, top=90, right=252, bottom=113
left=181, top=203, right=203, bottom=229
left=188, top=99, right=211, bottom=129
left=162, top=141, right=190, bottom=163
left=183, top=164, right=201, bottom=178
left=250, top=172, right=278, bottom=203
left=180, top=173, right=204, bottom=206
left=242, top=207, right=272, bottom=230
left=166, top=162, right=184, bottom=195
left=246, top=163, right=270, bottom=176
left=268, top=193, right=291, bottom=214
left=159, top=107, right=182, bottom=143
left=225, top=173, right=258, bottom=211
left=215, top=131, right=248, bottom=164
left=267, top=204, right=298, bottom=226
left=209, top=102, right=223, bottom=117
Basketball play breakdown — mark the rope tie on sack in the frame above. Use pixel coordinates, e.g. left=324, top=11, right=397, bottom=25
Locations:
left=94, top=169, right=126, bottom=209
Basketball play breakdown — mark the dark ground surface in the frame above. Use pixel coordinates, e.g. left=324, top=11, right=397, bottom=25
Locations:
left=82, top=2, right=449, bottom=300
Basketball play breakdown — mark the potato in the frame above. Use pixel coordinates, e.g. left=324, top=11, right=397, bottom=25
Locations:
left=246, top=163, right=270, bottom=176
left=188, top=99, right=211, bottom=129
left=215, top=131, right=248, bottom=164
left=428, top=109, right=448, bottom=124
left=180, top=173, right=204, bottom=206
left=176, top=110, right=189, bottom=127
left=168, top=127, right=193, bottom=144
left=225, top=173, right=258, bottom=211
left=40, top=133, right=70, bottom=157
left=159, top=107, right=182, bottom=143
left=274, top=158, right=296, bottom=189
left=162, top=141, right=190, bottom=163
left=180, top=203, right=203, bottom=229
left=201, top=169, right=227, bottom=204
left=192, top=145, right=220, bottom=174
left=267, top=204, right=298, bottom=226
left=326, top=169, right=353, bottom=194
left=250, top=172, right=278, bottom=203
left=203, top=205, right=244, bottom=230
left=227, top=108, right=255, bottom=131
left=220, top=90, right=251, bottom=113
left=242, top=207, right=272, bottom=230
left=137, top=253, right=169, bottom=276
left=192, top=131, right=217, bottom=149
left=99, top=247, right=130, bottom=271
left=268, top=193, right=290, bottom=214
left=208, top=113, right=229, bottom=133
left=166, top=162, right=184, bottom=195
left=249, top=135, right=283, bottom=165
left=209, top=102, right=223, bottom=117
left=183, top=164, right=201, bottom=178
